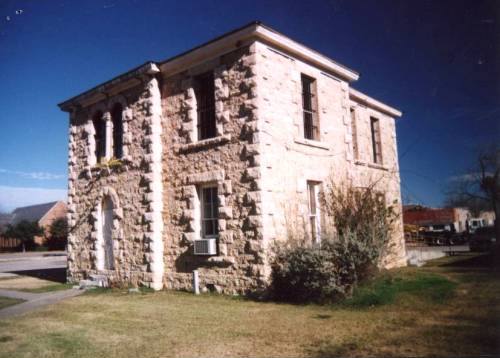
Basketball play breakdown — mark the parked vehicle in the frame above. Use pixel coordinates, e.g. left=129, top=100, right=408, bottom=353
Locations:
left=469, top=227, right=497, bottom=252
left=420, top=229, right=467, bottom=246
left=467, top=218, right=487, bottom=234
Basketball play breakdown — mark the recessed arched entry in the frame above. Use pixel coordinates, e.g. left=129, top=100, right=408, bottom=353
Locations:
left=101, top=195, right=115, bottom=270
left=91, top=186, right=122, bottom=272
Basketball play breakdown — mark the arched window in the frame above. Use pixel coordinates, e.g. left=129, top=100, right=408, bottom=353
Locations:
left=111, top=104, right=123, bottom=159
left=92, top=111, right=106, bottom=162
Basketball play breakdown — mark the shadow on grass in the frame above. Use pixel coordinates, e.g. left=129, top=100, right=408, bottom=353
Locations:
left=10, top=268, right=66, bottom=283
left=440, top=252, right=499, bottom=269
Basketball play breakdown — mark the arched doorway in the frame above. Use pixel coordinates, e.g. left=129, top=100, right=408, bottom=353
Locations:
left=102, top=196, right=114, bottom=270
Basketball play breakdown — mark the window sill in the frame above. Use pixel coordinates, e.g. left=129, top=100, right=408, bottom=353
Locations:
left=293, top=137, right=330, bottom=150
left=207, top=256, right=236, bottom=265
left=177, top=134, right=231, bottom=153
left=354, top=160, right=388, bottom=171
left=89, top=160, right=129, bottom=175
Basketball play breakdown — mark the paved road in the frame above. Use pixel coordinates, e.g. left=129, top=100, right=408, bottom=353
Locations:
left=0, top=251, right=67, bottom=273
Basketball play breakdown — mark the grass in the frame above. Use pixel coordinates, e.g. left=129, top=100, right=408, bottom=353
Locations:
left=0, top=252, right=498, bottom=357
left=18, top=283, right=74, bottom=294
left=0, top=275, right=72, bottom=293
left=344, top=271, right=457, bottom=308
left=0, top=276, right=60, bottom=291
left=0, top=296, right=24, bottom=310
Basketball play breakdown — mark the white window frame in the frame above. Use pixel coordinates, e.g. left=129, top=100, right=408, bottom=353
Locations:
left=301, top=74, right=320, bottom=141
left=199, top=185, right=219, bottom=239
left=307, top=181, right=321, bottom=245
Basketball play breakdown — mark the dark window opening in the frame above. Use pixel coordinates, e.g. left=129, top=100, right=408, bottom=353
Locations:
left=370, top=117, right=382, bottom=164
left=111, top=103, right=123, bottom=159
left=350, top=108, right=358, bottom=159
left=195, top=72, right=216, bottom=140
left=301, top=74, right=319, bottom=140
left=92, top=111, right=106, bottom=162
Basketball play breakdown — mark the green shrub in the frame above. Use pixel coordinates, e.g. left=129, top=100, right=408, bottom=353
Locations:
left=270, top=179, right=399, bottom=304
left=271, top=244, right=349, bottom=303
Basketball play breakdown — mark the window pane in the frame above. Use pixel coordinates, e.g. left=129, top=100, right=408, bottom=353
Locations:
left=370, top=117, right=380, bottom=163
left=310, top=216, right=317, bottom=241
left=301, top=75, right=318, bottom=140
left=304, top=112, right=314, bottom=140
left=200, top=187, right=218, bottom=237
left=308, top=184, right=317, bottom=214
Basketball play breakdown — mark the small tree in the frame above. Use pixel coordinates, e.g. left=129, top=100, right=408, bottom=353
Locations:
left=320, top=179, right=399, bottom=281
left=46, top=218, right=68, bottom=251
left=445, top=145, right=499, bottom=238
left=4, top=220, right=44, bottom=252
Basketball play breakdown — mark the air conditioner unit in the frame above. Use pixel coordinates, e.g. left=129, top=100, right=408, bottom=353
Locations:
left=194, top=238, right=217, bottom=255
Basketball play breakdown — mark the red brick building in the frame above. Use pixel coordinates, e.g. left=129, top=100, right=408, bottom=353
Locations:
left=0, top=201, right=67, bottom=249
left=403, top=205, right=470, bottom=233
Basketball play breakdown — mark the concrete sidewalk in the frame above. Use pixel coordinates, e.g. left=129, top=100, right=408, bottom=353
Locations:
left=0, top=288, right=84, bottom=319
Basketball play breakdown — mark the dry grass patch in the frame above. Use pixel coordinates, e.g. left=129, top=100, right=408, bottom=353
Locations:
left=0, top=253, right=498, bottom=357
left=0, top=276, right=57, bottom=291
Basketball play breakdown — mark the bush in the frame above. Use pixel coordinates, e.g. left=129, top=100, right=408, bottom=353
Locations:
left=270, top=179, right=399, bottom=304
left=270, top=237, right=364, bottom=303
left=271, top=244, right=346, bottom=303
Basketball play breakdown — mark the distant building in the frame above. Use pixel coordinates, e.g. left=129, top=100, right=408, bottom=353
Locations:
left=0, top=201, right=67, bottom=248
left=403, top=205, right=470, bottom=233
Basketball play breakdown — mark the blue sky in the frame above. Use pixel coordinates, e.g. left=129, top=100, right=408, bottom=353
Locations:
left=0, top=0, right=498, bottom=212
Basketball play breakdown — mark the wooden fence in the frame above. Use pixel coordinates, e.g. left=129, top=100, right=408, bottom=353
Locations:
left=0, top=236, right=21, bottom=251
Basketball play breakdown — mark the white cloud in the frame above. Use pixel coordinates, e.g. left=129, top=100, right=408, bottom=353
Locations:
left=0, top=168, right=65, bottom=180
left=0, top=185, right=67, bottom=213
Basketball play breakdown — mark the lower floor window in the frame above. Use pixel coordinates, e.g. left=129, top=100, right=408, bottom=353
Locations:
left=200, top=186, right=218, bottom=238
left=307, top=181, right=321, bottom=244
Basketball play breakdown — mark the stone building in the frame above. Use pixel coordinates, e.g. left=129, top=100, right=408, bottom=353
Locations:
left=59, top=22, right=406, bottom=293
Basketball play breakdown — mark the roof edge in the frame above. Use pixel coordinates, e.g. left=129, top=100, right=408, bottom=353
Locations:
left=349, top=88, right=402, bottom=118
left=158, top=22, right=359, bottom=81
left=58, top=21, right=360, bottom=112
left=58, top=62, right=160, bottom=112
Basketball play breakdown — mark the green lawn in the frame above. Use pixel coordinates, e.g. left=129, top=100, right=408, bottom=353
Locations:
left=0, top=253, right=498, bottom=357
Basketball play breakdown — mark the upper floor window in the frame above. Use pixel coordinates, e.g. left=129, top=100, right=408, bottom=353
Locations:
left=350, top=108, right=358, bottom=160
left=200, top=186, right=218, bottom=238
left=111, top=103, right=123, bottom=159
left=195, top=72, right=216, bottom=141
left=92, top=111, right=106, bottom=163
left=370, top=117, right=382, bottom=164
left=301, top=74, right=319, bottom=140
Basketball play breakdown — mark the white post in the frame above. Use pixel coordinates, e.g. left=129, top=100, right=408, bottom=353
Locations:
left=193, top=270, right=200, bottom=295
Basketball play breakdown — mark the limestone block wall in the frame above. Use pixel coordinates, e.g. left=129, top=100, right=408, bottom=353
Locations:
left=254, top=41, right=351, bottom=244
left=67, top=73, right=164, bottom=288
left=253, top=41, right=406, bottom=267
left=349, top=103, right=406, bottom=267
left=160, top=44, right=266, bottom=294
